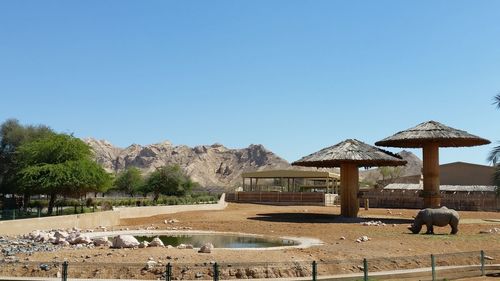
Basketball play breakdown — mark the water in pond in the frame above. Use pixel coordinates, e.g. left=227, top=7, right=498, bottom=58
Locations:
left=133, top=234, right=298, bottom=248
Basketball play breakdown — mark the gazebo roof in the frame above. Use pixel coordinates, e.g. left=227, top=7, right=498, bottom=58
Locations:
left=375, top=121, right=491, bottom=148
left=292, top=139, right=407, bottom=168
left=241, top=169, right=339, bottom=179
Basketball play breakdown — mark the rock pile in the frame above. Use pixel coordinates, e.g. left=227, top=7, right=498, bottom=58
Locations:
left=355, top=236, right=370, bottom=243
left=479, top=227, right=500, bottom=234
left=361, top=221, right=386, bottom=226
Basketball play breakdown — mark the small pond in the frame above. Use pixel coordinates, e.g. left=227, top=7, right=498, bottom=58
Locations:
left=133, top=234, right=298, bottom=248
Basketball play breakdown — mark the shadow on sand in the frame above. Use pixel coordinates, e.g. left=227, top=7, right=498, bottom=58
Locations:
left=247, top=212, right=414, bottom=224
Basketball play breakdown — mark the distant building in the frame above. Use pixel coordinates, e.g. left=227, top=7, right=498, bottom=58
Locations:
left=365, top=162, right=499, bottom=211
left=440, top=162, right=495, bottom=186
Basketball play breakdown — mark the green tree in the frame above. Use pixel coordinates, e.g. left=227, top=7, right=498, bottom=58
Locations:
left=379, top=166, right=403, bottom=181
left=0, top=119, right=54, bottom=205
left=113, top=167, right=143, bottom=197
left=143, top=165, right=194, bottom=201
left=15, top=134, right=112, bottom=214
left=489, top=94, right=500, bottom=195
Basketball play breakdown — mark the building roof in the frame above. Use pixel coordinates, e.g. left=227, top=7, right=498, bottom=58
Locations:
left=375, top=120, right=490, bottom=148
left=242, top=169, right=339, bottom=179
left=440, top=161, right=495, bottom=169
left=292, top=139, right=407, bottom=168
left=383, top=183, right=497, bottom=192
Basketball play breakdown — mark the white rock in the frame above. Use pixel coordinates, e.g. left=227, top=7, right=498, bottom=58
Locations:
left=54, top=231, right=69, bottom=239
left=60, top=241, right=70, bottom=247
left=149, top=237, right=164, bottom=247
left=72, top=235, right=92, bottom=245
left=146, top=260, right=157, bottom=270
left=112, top=235, right=140, bottom=248
left=139, top=241, right=149, bottom=248
left=198, top=243, right=214, bottom=253
left=177, top=243, right=193, bottom=249
left=93, top=237, right=112, bottom=247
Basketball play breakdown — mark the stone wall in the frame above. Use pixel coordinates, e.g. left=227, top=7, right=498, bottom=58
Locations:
left=362, top=189, right=500, bottom=211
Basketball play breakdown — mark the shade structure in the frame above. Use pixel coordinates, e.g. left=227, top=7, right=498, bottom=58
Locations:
left=292, top=139, right=407, bottom=217
left=375, top=120, right=490, bottom=148
left=376, top=121, right=491, bottom=208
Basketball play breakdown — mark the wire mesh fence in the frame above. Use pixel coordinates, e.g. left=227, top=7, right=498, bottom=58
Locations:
left=0, top=250, right=499, bottom=280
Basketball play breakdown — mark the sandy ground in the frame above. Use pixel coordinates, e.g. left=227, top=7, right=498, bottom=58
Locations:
left=3, top=203, right=500, bottom=280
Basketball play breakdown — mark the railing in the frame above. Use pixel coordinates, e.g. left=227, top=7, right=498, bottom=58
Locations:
left=1, top=250, right=498, bottom=280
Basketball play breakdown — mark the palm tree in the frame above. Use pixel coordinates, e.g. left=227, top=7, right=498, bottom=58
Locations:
left=489, top=94, right=500, bottom=195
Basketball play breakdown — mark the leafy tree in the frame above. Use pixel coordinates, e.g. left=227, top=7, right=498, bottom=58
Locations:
left=143, top=165, right=194, bottom=201
left=0, top=119, right=54, bottom=205
left=379, top=166, right=403, bottom=181
left=489, top=94, right=500, bottom=196
left=15, top=134, right=112, bottom=214
left=113, top=167, right=143, bottom=197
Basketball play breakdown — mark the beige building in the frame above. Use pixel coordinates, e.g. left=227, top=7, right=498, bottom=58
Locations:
left=440, top=162, right=495, bottom=186
left=365, top=161, right=499, bottom=211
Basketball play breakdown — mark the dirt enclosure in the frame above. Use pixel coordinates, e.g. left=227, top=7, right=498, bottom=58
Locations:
left=2, top=203, right=500, bottom=280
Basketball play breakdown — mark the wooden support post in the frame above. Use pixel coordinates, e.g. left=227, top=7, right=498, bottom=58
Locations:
left=340, top=163, right=359, bottom=217
left=423, top=143, right=441, bottom=208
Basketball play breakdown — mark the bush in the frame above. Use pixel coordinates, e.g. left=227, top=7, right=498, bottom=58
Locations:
left=101, top=200, right=112, bottom=211
left=85, top=198, right=95, bottom=208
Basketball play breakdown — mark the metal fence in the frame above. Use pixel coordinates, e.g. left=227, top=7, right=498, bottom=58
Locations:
left=1, top=250, right=499, bottom=280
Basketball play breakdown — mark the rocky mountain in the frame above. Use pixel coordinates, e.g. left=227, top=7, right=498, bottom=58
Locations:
left=83, top=138, right=290, bottom=188
left=359, top=150, right=423, bottom=184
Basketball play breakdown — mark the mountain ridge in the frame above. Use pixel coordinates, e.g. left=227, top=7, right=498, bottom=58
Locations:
left=83, top=138, right=423, bottom=188
left=83, top=138, right=291, bottom=187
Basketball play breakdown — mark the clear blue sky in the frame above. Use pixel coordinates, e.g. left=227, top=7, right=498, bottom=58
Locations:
left=1, top=1, right=499, bottom=165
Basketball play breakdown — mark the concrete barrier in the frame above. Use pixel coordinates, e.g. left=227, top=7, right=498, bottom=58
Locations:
left=0, top=194, right=227, bottom=236
left=117, top=193, right=227, bottom=219
left=0, top=210, right=120, bottom=236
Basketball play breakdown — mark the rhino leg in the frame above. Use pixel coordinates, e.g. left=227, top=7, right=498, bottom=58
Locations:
left=425, top=223, right=434, bottom=234
left=450, top=217, right=459, bottom=235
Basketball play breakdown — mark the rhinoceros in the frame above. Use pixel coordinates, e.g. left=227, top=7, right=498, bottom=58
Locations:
left=408, top=206, right=460, bottom=235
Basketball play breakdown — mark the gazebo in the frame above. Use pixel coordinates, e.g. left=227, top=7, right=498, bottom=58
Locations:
left=241, top=169, right=339, bottom=194
left=376, top=120, right=490, bottom=208
left=292, top=139, right=407, bottom=217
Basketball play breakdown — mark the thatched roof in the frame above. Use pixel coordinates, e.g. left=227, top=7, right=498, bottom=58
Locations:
left=292, top=139, right=407, bottom=168
left=375, top=121, right=490, bottom=148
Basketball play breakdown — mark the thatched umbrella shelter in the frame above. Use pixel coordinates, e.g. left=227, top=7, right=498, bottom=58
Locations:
left=376, top=120, right=490, bottom=208
left=292, top=139, right=407, bottom=217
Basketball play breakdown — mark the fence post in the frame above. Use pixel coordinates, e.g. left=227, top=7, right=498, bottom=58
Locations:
left=61, top=261, right=68, bottom=281
left=213, top=262, right=219, bottom=281
left=165, top=262, right=172, bottom=281
left=363, top=258, right=368, bottom=281
left=312, top=260, right=317, bottom=281
left=480, top=250, right=485, bottom=276
left=431, top=254, right=436, bottom=281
